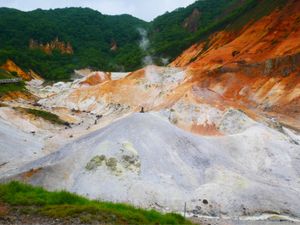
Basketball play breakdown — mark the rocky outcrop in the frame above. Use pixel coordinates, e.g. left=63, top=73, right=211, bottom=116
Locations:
left=182, top=8, right=201, bottom=32
left=29, top=38, right=73, bottom=55
left=173, top=0, right=300, bottom=67
left=80, top=72, right=111, bottom=86
left=171, top=0, right=300, bottom=131
left=0, top=60, right=43, bottom=81
left=28, top=70, right=43, bottom=80
left=110, top=40, right=118, bottom=51
left=1, top=60, right=32, bottom=81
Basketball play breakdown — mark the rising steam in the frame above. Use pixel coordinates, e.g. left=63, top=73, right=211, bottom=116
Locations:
left=137, top=28, right=153, bottom=65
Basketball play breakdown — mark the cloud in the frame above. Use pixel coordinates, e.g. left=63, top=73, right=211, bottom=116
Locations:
left=0, top=0, right=196, bottom=21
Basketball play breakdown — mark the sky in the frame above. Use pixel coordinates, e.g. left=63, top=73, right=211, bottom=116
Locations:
left=0, top=0, right=196, bottom=21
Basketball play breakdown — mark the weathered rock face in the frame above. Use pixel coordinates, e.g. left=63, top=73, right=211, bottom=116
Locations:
left=38, top=66, right=188, bottom=115
left=29, top=37, right=73, bottom=54
left=1, top=60, right=31, bottom=81
left=171, top=0, right=300, bottom=131
left=172, top=1, right=300, bottom=67
left=1, top=59, right=43, bottom=81
left=110, top=40, right=118, bottom=51
left=182, top=8, right=201, bottom=32
left=1, top=62, right=299, bottom=220
left=80, top=72, right=111, bottom=86
left=32, top=1, right=300, bottom=135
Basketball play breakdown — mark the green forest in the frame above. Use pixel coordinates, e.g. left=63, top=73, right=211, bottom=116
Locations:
left=0, top=7, right=148, bottom=80
left=0, top=0, right=287, bottom=80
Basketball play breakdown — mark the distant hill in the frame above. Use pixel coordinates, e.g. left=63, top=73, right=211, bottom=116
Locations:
left=0, top=7, right=148, bottom=80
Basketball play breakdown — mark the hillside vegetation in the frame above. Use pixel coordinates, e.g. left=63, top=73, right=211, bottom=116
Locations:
left=0, top=0, right=289, bottom=80
left=0, top=181, right=192, bottom=224
left=0, top=8, right=148, bottom=80
left=0, top=68, right=26, bottom=96
left=150, top=0, right=287, bottom=62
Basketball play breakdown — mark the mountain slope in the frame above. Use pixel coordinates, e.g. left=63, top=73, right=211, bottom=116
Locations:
left=0, top=0, right=299, bottom=222
left=0, top=7, right=148, bottom=80
left=150, top=0, right=288, bottom=63
left=171, top=0, right=300, bottom=130
left=0, top=0, right=290, bottom=80
left=2, top=113, right=300, bottom=218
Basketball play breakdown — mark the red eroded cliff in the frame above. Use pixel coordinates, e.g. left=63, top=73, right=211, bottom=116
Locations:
left=171, top=0, right=300, bottom=130
left=29, top=38, right=73, bottom=55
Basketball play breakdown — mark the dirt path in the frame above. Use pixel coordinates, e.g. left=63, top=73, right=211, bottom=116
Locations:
left=0, top=204, right=84, bottom=225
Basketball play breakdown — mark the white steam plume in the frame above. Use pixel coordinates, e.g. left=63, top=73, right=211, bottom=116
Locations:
left=137, top=28, right=153, bottom=65
left=138, top=28, right=163, bottom=85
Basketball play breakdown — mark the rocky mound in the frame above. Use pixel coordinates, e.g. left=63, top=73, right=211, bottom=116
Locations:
left=2, top=113, right=300, bottom=218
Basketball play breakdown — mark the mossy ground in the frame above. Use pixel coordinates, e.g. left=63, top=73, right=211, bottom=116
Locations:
left=14, top=107, right=67, bottom=126
left=85, top=155, right=106, bottom=170
left=0, top=181, right=193, bottom=225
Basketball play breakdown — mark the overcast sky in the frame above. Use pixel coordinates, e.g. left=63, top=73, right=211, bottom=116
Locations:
left=0, top=0, right=196, bottom=21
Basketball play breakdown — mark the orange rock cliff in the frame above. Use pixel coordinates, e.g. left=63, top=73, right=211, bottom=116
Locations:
left=45, top=0, right=299, bottom=135
left=171, top=0, right=300, bottom=130
left=29, top=37, right=73, bottom=54
left=1, top=59, right=42, bottom=81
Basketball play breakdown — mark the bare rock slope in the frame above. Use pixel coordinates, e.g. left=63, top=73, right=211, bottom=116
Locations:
left=3, top=112, right=300, bottom=219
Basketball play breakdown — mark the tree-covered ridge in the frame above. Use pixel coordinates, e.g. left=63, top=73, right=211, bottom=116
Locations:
left=0, top=7, right=148, bottom=80
left=150, top=0, right=287, bottom=62
left=0, top=0, right=289, bottom=80
left=150, top=0, right=246, bottom=60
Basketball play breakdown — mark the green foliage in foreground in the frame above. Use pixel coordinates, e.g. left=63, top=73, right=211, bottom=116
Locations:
left=0, top=181, right=192, bottom=224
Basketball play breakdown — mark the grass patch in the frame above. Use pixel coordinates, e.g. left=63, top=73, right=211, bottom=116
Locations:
left=17, top=108, right=67, bottom=125
left=25, top=108, right=66, bottom=125
left=0, top=181, right=192, bottom=224
left=0, top=82, right=26, bottom=96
